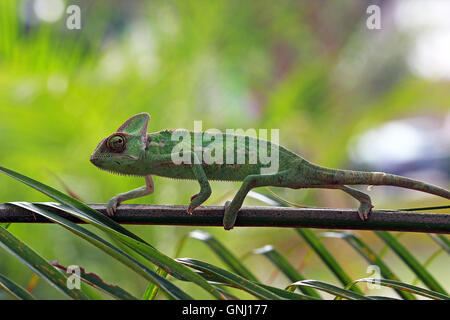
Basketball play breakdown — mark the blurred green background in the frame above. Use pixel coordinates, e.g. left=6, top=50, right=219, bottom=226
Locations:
left=0, top=0, right=449, bottom=299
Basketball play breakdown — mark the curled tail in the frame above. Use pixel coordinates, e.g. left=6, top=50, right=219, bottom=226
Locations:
left=306, top=162, right=450, bottom=200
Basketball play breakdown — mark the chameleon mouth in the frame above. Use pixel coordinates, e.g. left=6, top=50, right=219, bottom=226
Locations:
left=93, top=165, right=145, bottom=177
left=89, top=154, right=139, bottom=163
left=90, top=154, right=144, bottom=177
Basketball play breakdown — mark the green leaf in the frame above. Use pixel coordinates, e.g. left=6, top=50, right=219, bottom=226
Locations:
left=0, top=166, right=148, bottom=245
left=375, top=231, right=448, bottom=295
left=142, top=268, right=169, bottom=300
left=286, top=280, right=373, bottom=300
left=188, top=230, right=259, bottom=282
left=348, top=278, right=450, bottom=300
left=249, top=191, right=362, bottom=294
left=0, top=167, right=224, bottom=300
left=0, top=273, right=35, bottom=300
left=295, top=228, right=363, bottom=294
left=212, top=286, right=240, bottom=300
left=0, top=224, right=89, bottom=300
left=320, top=231, right=416, bottom=300
left=366, top=296, right=400, bottom=300
left=411, top=248, right=444, bottom=286
left=12, top=202, right=192, bottom=300
left=177, top=258, right=284, bottom=300
left=186, top=266, right=316, bottom=300
left=141, top=234, right=192, bottom=301
left=258, top=285, right=317, bottom=300
left=252, top=245, right=322, bottom=299
left=428, top=234, right=450, bottom=255
left=41, top=202, right=225, bottom=299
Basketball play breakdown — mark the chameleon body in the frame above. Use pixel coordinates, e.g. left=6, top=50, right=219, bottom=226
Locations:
left=90, top=113, right=450, bottom=230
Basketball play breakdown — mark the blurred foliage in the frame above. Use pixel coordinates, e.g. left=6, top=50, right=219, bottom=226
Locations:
left=0, top=0, right=448, bottom=299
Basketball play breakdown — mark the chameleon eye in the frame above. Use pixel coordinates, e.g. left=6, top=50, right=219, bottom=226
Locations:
left=107, top=134, right=126, bottom=153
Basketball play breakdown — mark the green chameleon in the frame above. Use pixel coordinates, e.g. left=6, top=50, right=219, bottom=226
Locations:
left=90, top=113, right=450, bottom=230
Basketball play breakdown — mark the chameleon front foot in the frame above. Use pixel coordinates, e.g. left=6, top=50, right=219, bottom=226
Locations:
left=187, top=187, right=212, bottom=215
left=187, top=194, right=197, bottom=214
left=106, top=197, right=121, bottom=216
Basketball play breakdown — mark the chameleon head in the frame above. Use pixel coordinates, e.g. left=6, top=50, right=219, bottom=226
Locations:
left=90, top=113, right=150, bottom=176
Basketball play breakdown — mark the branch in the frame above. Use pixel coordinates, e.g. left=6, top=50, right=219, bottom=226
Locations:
left=0, top=204, right=449, bottom=234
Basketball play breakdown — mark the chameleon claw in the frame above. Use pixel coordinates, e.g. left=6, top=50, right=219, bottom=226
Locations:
left=187, top=198, right=200, bottom=214
left=187, top=205, right=196, bottom=215
left=187, top=194, right=198, bottom=214
left=106, top=197, right=120, bottom=217
left=188, top=193, right=206, bottom=214
left=106, top=207, right=114, bottom=217
left=106, top=204, right=114, bottom=216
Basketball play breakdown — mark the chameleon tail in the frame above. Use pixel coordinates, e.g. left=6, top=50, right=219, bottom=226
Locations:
left=307, top=163, right=450, bottom=200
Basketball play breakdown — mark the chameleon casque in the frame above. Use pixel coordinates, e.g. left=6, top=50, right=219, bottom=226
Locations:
left=90, top=113, right=450, bottom=230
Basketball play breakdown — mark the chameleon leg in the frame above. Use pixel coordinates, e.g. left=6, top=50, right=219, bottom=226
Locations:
left=187, top=162, right=212, bottom=214
left=338, top=185, right=373, bottom=220
left=223, top=173, right=283, bottom=230
left=148, top=151, right=212, bottom=214
left=300, top=184, right=374, bottom=220
left=184, top=151, right=212, bottom=214
left=106, top=175, right=154, bottom=216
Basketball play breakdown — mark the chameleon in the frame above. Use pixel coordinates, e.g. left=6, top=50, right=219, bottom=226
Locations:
left=90, top=112, right=450, bottom=230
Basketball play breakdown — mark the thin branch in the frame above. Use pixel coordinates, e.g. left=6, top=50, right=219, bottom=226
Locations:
left=0, top=203, right=449, bottom=234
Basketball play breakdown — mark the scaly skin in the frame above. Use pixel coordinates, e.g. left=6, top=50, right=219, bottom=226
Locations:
left=90, top=113, right=450, bottom=230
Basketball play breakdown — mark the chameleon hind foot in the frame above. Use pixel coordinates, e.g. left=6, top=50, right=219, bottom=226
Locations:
left=357, top=202, right=374, bottom=221
left=223, top=201, right=235, bottom=230
left=337, top=185, right=373, bottom=221
left=222, top=173, right=282, bottom=230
